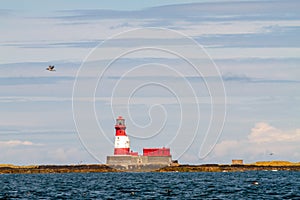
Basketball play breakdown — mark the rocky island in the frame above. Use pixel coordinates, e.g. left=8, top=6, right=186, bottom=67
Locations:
left=156, top=161, right=300, bottom=172
left=0, top=164, right=118, bottom=174
left=0, top=161, right=299, bottom=174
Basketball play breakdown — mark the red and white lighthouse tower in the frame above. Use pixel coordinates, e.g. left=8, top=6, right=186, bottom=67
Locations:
left=107, top=116, right=172, bottom=167
left=114, top=116, right=130, bottom=155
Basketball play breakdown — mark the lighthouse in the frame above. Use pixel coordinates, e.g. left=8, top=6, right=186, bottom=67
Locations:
left=107, top=116, right=172, bottom=170
left=114, top=116, right=130, bottom=155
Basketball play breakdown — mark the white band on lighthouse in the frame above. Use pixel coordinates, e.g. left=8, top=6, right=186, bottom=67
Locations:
left=114, top=135, right=130, bottom=148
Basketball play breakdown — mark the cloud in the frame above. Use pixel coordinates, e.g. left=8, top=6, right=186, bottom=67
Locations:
left=212, top=122, right=300, bottom=162
left=48, top=147, right=87, bottom=163
left=0, top=144, right=94, bottom=165
left=0, top=96, right=72, bottom=103
left=222, top=73, right=300, bottom=83
left=195, top=26, right=300, bottom=48
left=55, top=1, right=300, bottom=22
left=248, top=122, right=300, bottom=143
left=110, top=22, right=133, bottom=29
left=0, top=140, right=43, bottom=146
left=0, top=40, right=99, bottom=49
left=2, top=1, right=300, bottom=64
left=0, top=9, right=14, bottom=17
left=3, top=25, right=300, bottom=49
left=0, top=76, right=74, bottom=86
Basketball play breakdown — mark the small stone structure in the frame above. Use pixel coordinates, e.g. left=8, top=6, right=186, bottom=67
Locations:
left=232, top=159, right=244, bottom=165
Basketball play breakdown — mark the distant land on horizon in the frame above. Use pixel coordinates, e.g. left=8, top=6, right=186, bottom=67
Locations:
left=1, top=160, right=300, bottom=174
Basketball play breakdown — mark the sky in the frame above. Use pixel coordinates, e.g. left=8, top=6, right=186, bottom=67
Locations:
left=0, top=0, right=299, bottom=165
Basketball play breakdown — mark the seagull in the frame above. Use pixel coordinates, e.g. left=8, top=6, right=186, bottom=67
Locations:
left=46, top=65, right=56, bottom=71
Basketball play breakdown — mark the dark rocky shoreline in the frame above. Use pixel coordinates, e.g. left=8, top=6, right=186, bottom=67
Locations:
left=1, top=164, right=300, bottom=174
left=0, top=164, right=118, bottom=174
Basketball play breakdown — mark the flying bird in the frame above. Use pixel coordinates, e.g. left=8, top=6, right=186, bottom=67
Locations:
left=46, top=65, right=56, bottom=71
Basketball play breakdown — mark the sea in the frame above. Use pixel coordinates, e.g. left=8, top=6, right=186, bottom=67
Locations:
left=0, top=171, right=299, bottom=199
